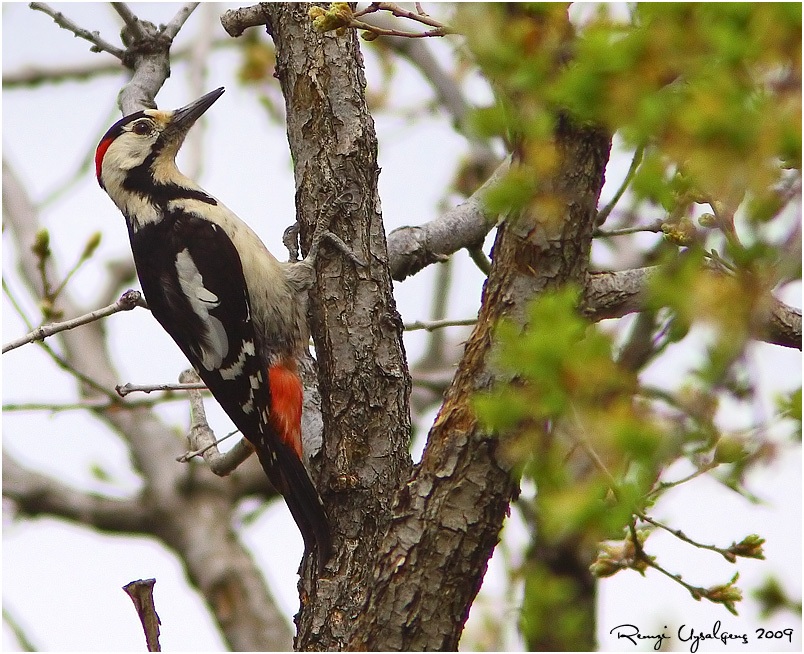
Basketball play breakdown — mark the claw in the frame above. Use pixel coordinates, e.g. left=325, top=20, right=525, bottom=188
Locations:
left=283, top=222, right=302, bottom=262
left=304, top=192, right=366, bottom=268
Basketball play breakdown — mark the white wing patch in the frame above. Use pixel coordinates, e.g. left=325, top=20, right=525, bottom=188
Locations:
left=175, top=249, right=228, bottom=370
left=220, top=341, right=256, bottom=380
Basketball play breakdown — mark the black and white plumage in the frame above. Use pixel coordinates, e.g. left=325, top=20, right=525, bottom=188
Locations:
left=95, top=87, right=331, bottom=570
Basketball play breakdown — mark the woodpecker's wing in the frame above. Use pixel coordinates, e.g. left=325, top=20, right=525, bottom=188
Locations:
left=129, top=207, right=330, bottom=566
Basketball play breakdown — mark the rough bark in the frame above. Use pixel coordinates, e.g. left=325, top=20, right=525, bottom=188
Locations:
left=262, top=4, right=413, bottom=650
left=347, top=112, right=612, bottom=649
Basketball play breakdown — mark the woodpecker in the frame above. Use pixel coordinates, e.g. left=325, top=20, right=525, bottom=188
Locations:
left=95, top=87, right=331, bottom=570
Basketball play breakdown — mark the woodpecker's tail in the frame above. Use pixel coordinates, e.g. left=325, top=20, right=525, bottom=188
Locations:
left=255, top=441, right=332, bottom=571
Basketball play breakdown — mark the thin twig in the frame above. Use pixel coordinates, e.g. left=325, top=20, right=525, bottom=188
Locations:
left=636, top=512, right=741, bottom=562
left=2, top=607, right=38, bottom=652
left=404, top=317, right=476, bottom=332
left=4, top=37, right=235, bottom=88
left=177, top=429, right=239, bottom=462
left=162, top=2, right=200, bottom=40
left=647, top=460, right=720, bottom=496
left=29, top=2, right=125, bottom=59
left=351, top=18, right=452, bottom=39
left=627, top=522, right=742, bottom=613
left=3, top=272, right=121, bottom=401
left=42, top=338, right=122, bottom=403
left=353, top=2, right=451, bottom=31
left=116, top=381, right=207, bottom=397
left=3, top=393, right=191, bottom=413
left=2, top=278, right=35, bottom=333
left=594, top=221, right=664, bottom=238
left=3, top=290, right=145, bottom=354
left=596, top=143, right=645, bottom=226
left=467, top=246, right=492, bottom=275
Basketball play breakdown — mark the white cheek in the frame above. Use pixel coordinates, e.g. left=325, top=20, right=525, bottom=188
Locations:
left=101, top=134, right=161, bottom=229
left=106, top=136, right=153, bottom=171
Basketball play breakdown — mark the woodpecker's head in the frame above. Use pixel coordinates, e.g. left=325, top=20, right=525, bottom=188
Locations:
left=95, top=87, right=224, bottom=205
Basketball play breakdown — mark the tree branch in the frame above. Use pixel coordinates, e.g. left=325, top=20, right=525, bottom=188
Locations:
left=122, top=579, right=162, bottom=652
left=219, top=4, right=268, bottom=37
left=112, top=3, right=147, bottom=41
left=29, top=2, right=125, bottom=59
left=162, top=2, right=200, bottom=41
left=404, top=317, right=476, bottom=332
left=3, top=452, right=153, bottom=533
left=387, top=156, right=510, bottom=280
left=583, top=267, right=802, bottom=350
left=177, top=370, right=256, bottom=476
left=2, top=290, right=145, bottom=354
left=3, top=37, right=235, bottom=88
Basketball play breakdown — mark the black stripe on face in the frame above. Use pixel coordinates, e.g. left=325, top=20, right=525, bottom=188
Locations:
left=122, top=156, right=219, bottom=206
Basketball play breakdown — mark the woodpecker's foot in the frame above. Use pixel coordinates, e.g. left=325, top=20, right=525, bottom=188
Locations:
left=283, top=221, right=302, bottom=262
left=306, top=193, right=367, bottom=268
left=311, top=230, right=367, bottom=268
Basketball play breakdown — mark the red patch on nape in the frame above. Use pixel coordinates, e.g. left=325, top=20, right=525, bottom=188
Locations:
left=95, top=137, right=113, bottom=184
left=267, top=359, right=304, bottom=460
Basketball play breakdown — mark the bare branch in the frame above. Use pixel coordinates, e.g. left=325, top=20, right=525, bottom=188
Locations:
left=4, top=59, right=123, bottom=86
left=3, top=452, right=153, bottom=533
left=315, top=2, right=455, bottom=39
left=162, top=2, right=200, bottom=40
left=594, top=221, right=664, bottom=238
left=3, top=290, right=145, bottom=354
left=29, top=2, right=125, bottom=59
left=2, top=397, right=180, bottom=412
left=347, top=18, right=452, bottom=39
left=3, top=607, right=39, bottom=652
left=122, top=579, right=162, bottom=652
left=112, top=3, right=147, bottom=41
left=387, top=156, right=510, bottom=280
left=4, top=37, right=235, bottom=88
left=404, top=317, right=476, bottom=332
left=220, top=4, right=269, bottom=37
left=116, top=381, right=206, bottom=397
left=353, top=2, right=451, bottom=31
left=583, top=267, right=802, bottom=349
left=177, top=370, right=255, bottom=476
left=596, top=143, right=644, bottom=226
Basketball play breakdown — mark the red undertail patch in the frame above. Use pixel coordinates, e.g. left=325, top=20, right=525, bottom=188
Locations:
left=267, top=360, right=304, bottom=460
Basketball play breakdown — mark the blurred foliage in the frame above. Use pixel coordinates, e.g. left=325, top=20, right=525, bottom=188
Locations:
left=753, top=575, right=804, bottom=619
left=460, top=3, right=800, bottom=208
left=475, top=287, right=675, bottom=546
left=463, top=2, right=801, bottom=647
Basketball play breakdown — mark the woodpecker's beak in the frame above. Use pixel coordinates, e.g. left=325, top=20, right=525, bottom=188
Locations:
left=168, top=87, right=225, bottom=135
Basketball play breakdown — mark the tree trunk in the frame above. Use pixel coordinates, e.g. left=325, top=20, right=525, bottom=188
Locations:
left=263, top=4, right=413, bottom=650
left=349, top=105, right=611, bottom=647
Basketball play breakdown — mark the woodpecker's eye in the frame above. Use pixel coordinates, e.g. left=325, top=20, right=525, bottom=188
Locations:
left=131, top=120, right=153, bottom=136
